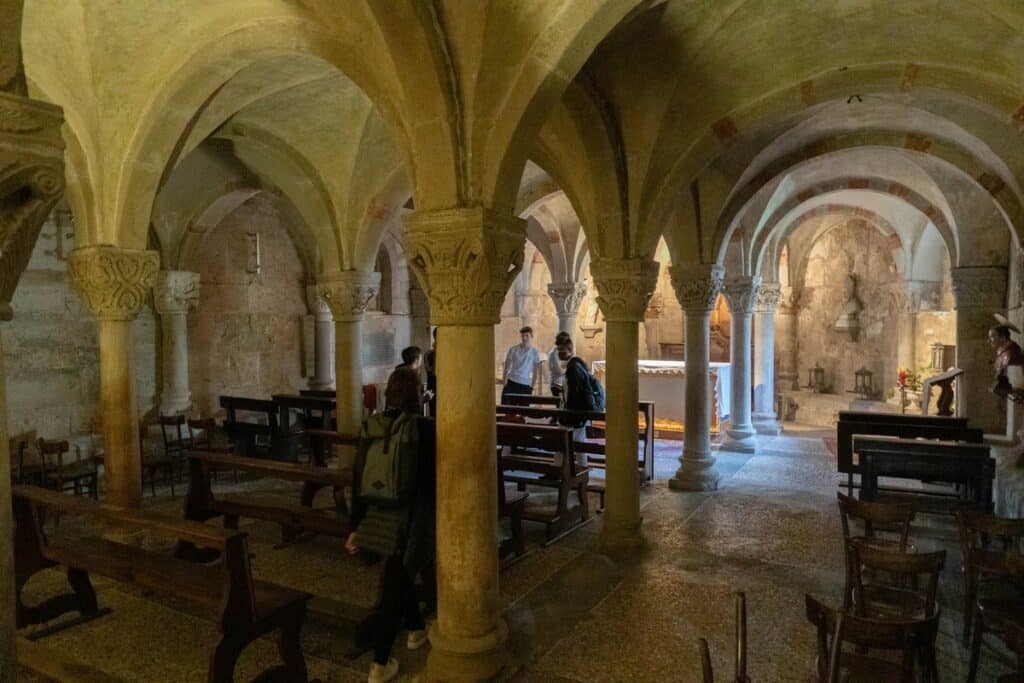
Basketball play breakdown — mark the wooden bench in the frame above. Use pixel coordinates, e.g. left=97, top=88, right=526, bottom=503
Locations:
left=496, top=400, right=656, bottom=485
left=497, top=422, right=590, bottom=543
left=182, top=450, right=352, bottom=546
left=273, top=393, right=338, bottom=463
left=854, top=436, right=995, bottom=514
left=497, top=458, right=528, bottom=562
left=836, top=411, right=982, bottom=493
left=13, top=485, right=310, bottom=682
left=220, top=395, right=301, bottom=461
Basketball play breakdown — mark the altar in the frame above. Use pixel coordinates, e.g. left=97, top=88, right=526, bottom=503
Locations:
left=592, top=360, right=731, bottom=432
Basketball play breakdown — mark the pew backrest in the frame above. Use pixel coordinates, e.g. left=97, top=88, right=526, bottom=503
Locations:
left=836, top=411, right=980, bottom=476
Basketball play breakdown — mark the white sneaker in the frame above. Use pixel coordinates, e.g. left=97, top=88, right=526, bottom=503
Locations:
left=368, top=657, right=399, bottom=683
left=407, top=628, right=429, bottom=650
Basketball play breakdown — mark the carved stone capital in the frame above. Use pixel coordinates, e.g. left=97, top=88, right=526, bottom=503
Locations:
left=0, top=92, right=65, bottom=320
left=722, top=275, right=762, bottom=316
left=403, top=207, right=526, bottom=326
left=645, top=292, right=665, bottom=318
left=669, top=263, right=725, bottom=312
left=951, top=266, right=1007, bottom=310
left=68, top=246, right=159, bottom=321
left=754, top=282, right=782, bottom=313
left=590, top=257, right=659, bottom=322
left=547, top=281, right=587, bottom=318
left=317, top=270, right=381, bottom=322
left=305, top=284, right=333, bottom=320
left=154, top=271, right=199, bottom=315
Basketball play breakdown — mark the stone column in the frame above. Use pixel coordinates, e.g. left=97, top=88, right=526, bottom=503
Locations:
left=547, top=281, right=587, bottom=333
left=721, top=276, right=761, bottom=452
left=305, top=285, right=335, bottom=390
left=69, top=246, right=160, bottom=508
left=951, top=267, right=1007, bottom=434
left=154, top=271, right=199, bottom=415
left=775, top=288, right=801, bottom=390
left=896, top=282, right=923, bottom=373
left=669, top=264, right=725, bottom=491
left=590, top=257, right=659, bottom=554
left=404, top=207, right=525, bottom=682
left=643, top=293, right=664, bottom=360
left=752, top=282, right=782, bottom=434
left=0, top=36, right=65, bottom=675
left=318, top=271, right=380, bottom=445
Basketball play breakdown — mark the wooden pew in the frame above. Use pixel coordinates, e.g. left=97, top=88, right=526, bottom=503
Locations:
left=13, top=485, right=310, bottom=682
left=836, top=411, right=982, bottom=493
left=497, top=422, right=590, bottom=543
left=220, top=395, right=301, bottom=461
left=496, top=401, right=656, bottom=484
left=273, top=393, right=337, bottom=463
left=497, top=457, right=528, bottom=562
left=854, top=436, right=994, bottom=514
left=182, top=450, right=352, bottom=546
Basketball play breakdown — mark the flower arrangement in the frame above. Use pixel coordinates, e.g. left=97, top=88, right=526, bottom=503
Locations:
left=896, top=367, right=923, bottom=392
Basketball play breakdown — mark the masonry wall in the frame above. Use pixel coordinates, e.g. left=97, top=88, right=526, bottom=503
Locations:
left=5, top=209, right=158, bottom=446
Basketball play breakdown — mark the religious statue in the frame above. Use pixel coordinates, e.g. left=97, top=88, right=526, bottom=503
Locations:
left=989, top=315, right=1024, bottom=400
left=834, top=273, right=863, bottom=341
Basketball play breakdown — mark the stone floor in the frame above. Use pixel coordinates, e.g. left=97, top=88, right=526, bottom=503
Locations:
left=17, top=428, right=1017, bottom=681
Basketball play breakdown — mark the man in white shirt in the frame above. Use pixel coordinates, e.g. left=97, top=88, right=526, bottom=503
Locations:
left=501, top=326, right=544, bottom=404
left=548, top=343, right=564, bottom=397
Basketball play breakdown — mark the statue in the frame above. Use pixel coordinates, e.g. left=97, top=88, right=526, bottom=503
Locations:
left=989, top=317, right=1024, bottom=399
left=834, top=273, right=863, bottom=341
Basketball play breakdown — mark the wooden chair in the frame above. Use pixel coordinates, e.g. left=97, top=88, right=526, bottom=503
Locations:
left=966, top=551, right=1024, bottom=683
left=9, top=430, right=41, bottom=486
left=848, top=540, right=945, bottom=623
left=38, top=438, right=98, bottom=499
left=159, top=414, right=189, bottom=475
left=956, top=507, right=1024, bottom=646
left=140, top=423, right=176, bottom=497
left=805, top=594, right=939, bottom=683
left=698, top=592, right=749, bottom=683
left=1002, top=620, right=1024, bottom=683
left=838, top=492, right=915, bottom=609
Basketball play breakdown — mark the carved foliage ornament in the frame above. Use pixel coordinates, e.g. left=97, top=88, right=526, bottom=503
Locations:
left=154, top=271, right=200, bottom=315
left=68, top=246, right=160, bottom=321
left=317, top=271, right=381, bottom=322
left=950, top=266, right=1007, bottom=310
left=723, top=276, right=762, bottom=316
left=547, top=281, right=588, bottom=318
left=669, top=264, right=725, bottom=312
left=0, top=93, right=65, bottom=320
left=305, top=284, right=333, bottom=319
left=754, top=282, right=782, bottom=313
left=404, top=207, right=526, bottom=326
left=590, top=257, right=660, bottom=322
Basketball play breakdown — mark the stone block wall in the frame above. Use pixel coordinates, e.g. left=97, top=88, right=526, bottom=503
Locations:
left=4, top=210, right=158, bottom=444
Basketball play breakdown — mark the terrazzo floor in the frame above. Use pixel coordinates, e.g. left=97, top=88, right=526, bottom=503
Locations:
left=16, top=427, right=1017, bottom=682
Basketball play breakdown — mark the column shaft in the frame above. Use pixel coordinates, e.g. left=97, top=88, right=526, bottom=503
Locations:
left=951, top=267, right=1007, bottom=435
left=334, top=319, right=363, bottom=440
left=428, top=324, right=506, bottom=680
left=723, top=310, right=756, bottom=451
left=0, top=333, right=14, bottom=679
left=601, top=319, right=642, bottom=549
left=752, top=309, right=781, bottom=434
left=670, top=309, right=719, bottom=490
left=160, top=312, right=189, bottom=414
left=897, top=311, right=916, bottom=371
left=312, top=315, right=335, bottom=389
left=101, top=320, right=143, bottom=507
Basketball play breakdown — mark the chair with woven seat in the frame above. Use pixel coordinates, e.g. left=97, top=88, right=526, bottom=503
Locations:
left=698, top=592, right=749, bottom=683
left=966, top=550, right=1024, bottom=683
left=805, top=594, right=939, bottom=683
left=140, top=423, right=176, bottom=497
left=838, top=493, right=916, bottom=609
left=956, top=507, right=1024, bottom=647
left=848, top=540, right=945, bottom=622
left=159, top=414, right=189, bottom=478
left=38, top=438, right=98, bottom=499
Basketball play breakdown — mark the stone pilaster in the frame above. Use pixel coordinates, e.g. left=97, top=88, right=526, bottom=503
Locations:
left=896, top=281, right=925, bottom=373
left=305, top=285, right=335, bottom=390
left=69, top=246, right=159, bottom=509
left=547, top=280, right=587, bottom=333
left=952, top=266, right=1009, bottom=434
left=590, top=257, right=659, bottom=554
left=668, top=264, right=725, bottom=491
left=721, top=276, right=761, bottom=452
left=154, top=271, right=199, bottom=415
left=318, top=271, right=381, bottom=451
left=776, top=287, right=801, bottom=390
left=752, top=282, right=782, bottom=434
left=403, top=207, right=525, bottom=682
left=0, top=44, right=65, bottom=675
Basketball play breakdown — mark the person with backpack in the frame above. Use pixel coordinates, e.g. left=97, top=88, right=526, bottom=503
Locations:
left=554, top=331, right=605, bottom=445
left=346, top=366, right=436, bottom=683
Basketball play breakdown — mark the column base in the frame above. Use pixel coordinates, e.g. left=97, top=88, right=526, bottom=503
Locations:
left=752, top=413, right=782, bottom=435
left=598, top=515, right=645, bottom=558
left=721, top=423, right=758, bottom=453
left=425, top=619, right=509, bottom=682
left=669, top=454, right=720, bottom=491
left=159, top=394, right=192, bottom=416
left=308, top=379, right=335, bottom=391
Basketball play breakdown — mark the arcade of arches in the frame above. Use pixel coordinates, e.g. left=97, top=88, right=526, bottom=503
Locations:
left=3, top=1, right=1024, bottom=681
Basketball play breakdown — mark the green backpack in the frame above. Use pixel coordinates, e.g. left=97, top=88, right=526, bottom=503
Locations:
left=358, top=411, right=420, bottom=506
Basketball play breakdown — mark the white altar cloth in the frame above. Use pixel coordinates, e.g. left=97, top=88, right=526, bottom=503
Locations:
left=591, top=360, right=731, bottom=424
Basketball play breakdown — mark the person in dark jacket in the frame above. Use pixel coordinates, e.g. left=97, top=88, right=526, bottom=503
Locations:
left=347, top=367, right=436, bottom=682
left=554, top=331, right=596, bottom=436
